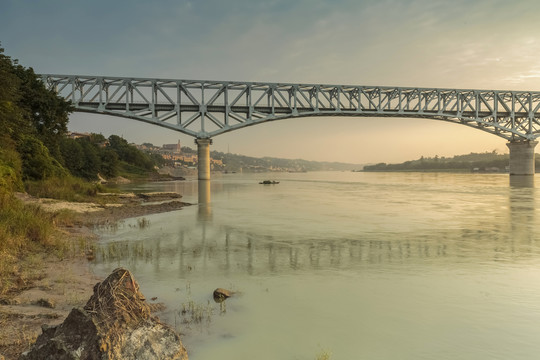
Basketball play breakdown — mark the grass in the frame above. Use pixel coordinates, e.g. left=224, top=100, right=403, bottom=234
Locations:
left=179, top=299, right=215, bottom=325
left=0, top=315, right=39, bottom=359
left=24, top=176, right=112, bottom=204
left=0, top=189, right=82, bottom=296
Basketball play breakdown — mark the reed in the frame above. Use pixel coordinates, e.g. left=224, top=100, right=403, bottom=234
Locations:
left=136, top=217, right=150, bottom=229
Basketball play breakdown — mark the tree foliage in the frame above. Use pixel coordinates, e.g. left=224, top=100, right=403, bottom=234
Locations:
left=0, top=44, right=72, bottom=182
left=59, top=136, right=122, bottom=180
left=0, top=44, right=160, bottom=183
left=107, top=135, right=154, bottom=170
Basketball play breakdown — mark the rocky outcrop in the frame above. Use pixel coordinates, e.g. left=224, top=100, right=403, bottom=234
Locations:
left=20, top=268, right=188, bottom=360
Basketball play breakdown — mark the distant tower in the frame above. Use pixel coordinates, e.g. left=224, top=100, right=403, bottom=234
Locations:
left=177, top=140, right=181, bottom=153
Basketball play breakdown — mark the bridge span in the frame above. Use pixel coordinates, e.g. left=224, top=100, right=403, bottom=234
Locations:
left=40, top=74, right=540, bottom=178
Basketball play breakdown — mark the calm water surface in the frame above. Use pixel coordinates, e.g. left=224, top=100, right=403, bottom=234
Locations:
left=92, top=172, right=540, bottom=359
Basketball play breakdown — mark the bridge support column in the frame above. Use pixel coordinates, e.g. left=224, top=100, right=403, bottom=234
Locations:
left=506, top=140, right=538, bottom=175
left=196, top=138, right=212, bottom=180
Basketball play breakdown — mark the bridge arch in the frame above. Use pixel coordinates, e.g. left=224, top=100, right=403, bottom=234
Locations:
left=41, top=74, right=540, bottom=177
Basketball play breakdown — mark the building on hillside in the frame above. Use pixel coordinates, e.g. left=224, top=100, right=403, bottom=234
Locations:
left=162, top=140, right=181, bottom=153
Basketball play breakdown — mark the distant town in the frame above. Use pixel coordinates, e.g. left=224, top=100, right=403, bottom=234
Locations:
left=68, top=132, right=363, bottom=174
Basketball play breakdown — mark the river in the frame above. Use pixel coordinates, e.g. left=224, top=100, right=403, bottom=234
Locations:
left=91, top=171, right=540, bottom=360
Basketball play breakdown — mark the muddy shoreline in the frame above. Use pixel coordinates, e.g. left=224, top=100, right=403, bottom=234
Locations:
left=0, top=193, right=191, bottom=360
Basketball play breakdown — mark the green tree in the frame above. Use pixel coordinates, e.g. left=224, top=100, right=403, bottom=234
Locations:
left=17, top=136, right=67, bottom=181
left=0, top=44, right=72, bottom=182
left=79, top=139, right=101, bottom=179
left=99, top=148, right=119, bottom=178
left=108, top=135, right=154, bottom=170
left=59, top=137, right=85, bottom=176
left=13, top=65, right=72, bottom=159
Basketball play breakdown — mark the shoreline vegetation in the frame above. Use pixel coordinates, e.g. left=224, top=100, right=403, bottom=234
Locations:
left=0, top=44, right=195, bottom=358
left=0, top=189, right=191, bottom=359
left=361, top=151, right=517, bottom=173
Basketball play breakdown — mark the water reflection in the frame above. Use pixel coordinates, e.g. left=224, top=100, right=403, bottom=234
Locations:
left=94, top=174, right=540, bottom=277
left=197, top=180, right=212, bottom=221
left=509, top=176, right=536, bottom=244
left=509, top=175, right=535, bottom=188
left=92, top=173, right=540, bottom=360
left=95, top=223, right=540, bottom=278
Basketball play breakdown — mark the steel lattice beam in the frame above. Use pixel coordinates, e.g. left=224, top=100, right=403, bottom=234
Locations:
left=40, top=74, right=540, bottom=141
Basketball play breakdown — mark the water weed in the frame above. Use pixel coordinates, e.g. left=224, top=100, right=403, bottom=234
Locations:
left=315, top=349, right=332, bottom=360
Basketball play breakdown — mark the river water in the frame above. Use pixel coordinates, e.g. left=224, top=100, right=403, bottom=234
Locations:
left=91, top=172, right=540, bottom=360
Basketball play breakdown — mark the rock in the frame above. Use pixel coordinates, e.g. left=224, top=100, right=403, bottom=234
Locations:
left=137, top=192, right=182, bottom=201
left=34, top=298, right=56, bottom=309
left=213, top=288, right=233, bottom=303
left=20, top=268, right=188, bottom=360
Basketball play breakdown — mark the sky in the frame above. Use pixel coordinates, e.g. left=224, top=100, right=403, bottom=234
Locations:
left=2, top=0, right=540, bottom=164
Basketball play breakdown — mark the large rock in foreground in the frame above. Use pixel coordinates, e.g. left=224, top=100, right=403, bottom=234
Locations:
left=20, top=268, right=188, bottom=360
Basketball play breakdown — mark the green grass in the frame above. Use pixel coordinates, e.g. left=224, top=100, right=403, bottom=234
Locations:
left=24, top=176, right=106, bottom=202
left=0, top=191, right=63, bottom=295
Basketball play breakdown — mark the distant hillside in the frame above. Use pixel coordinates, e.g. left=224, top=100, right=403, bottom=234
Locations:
left=160, top=146, right=363, bottom=172
left=363, top=152, right=512, bottom=172
left=210, top=149, right=363, bottom=172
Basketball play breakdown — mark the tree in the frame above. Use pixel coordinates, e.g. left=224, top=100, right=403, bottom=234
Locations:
left=0, top=48, right=28, bottom=139
left=13, top=65, right=72, bottom=159
left=0, top=44, right=73, bottom=182
left=107, top=135, right=154, bottom=170
left=59, top=137, right=85, bottom=176
left=99, top=148, right=119, bottom=178
left=18, top=136, right=67, bottom=181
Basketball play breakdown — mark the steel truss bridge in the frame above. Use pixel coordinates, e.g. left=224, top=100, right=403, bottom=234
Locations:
left=40, top=74, right=540, bottom=141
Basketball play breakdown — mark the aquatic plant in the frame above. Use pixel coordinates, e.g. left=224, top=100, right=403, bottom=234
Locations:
left=315, top=349, right=332, bottom=360
left=136, top=217, right=150, bottom=229
left=179, top=299, right=214, bottom=326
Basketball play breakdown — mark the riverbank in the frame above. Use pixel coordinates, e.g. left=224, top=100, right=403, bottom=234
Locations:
left=0, top=192, right=191, bottom=359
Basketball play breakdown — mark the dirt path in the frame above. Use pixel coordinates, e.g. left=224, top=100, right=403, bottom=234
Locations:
left=0, top=193, right=191, bottom=359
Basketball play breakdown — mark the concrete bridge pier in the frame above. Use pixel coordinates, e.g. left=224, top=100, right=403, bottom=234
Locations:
left=506, top=140, right=538, bottom=175
left=196, top=138, right=213, bottom=180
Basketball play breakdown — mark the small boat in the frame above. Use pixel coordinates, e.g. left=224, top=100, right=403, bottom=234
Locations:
left=259, top=180, right=280, bottom=185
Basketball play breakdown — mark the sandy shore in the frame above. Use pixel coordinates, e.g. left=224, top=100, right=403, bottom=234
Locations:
left=0, top=193, right=191, bottom=359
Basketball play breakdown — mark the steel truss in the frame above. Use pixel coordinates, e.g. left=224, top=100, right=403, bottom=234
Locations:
left=40, top=74, right=540, bottom=140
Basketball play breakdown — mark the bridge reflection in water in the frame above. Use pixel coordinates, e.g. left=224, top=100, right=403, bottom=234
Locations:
left=94, top=177, right=538, bottom=277
left=197, top=180, right=212, bottom=221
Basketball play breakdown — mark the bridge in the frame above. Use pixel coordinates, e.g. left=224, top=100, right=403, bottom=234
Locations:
left=40, top=74, right=540, bottom=178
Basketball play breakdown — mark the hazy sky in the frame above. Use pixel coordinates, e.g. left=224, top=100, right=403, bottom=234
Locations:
left=2, top=0, right=540, bottom=164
